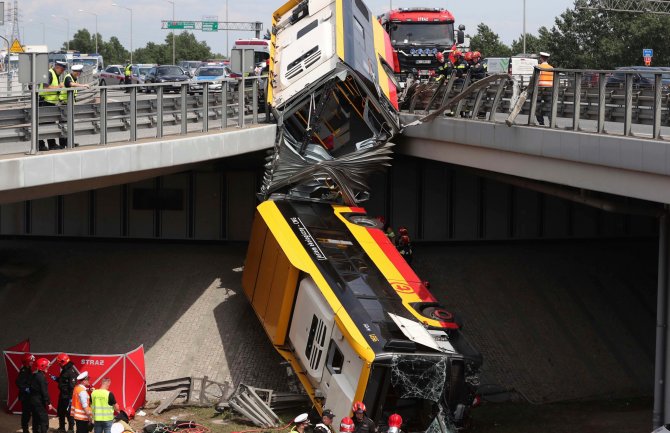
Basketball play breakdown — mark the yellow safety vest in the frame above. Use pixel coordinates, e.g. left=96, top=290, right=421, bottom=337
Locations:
left=59, top=73, right=77, bottom=102
left=91, top=389, right=114, bottom=422
left=538, top=62, right=554, bottom=87
left=39, top=69, right=60, bottom=104
left=125, top=65, right=132, bottom=77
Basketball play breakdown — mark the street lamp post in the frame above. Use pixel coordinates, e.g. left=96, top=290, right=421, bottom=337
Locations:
left=522, top=0, right=526, bottom=54
left=52, top=15, right=70, bottom=50
left=167, top=0, right=175, bottom=64
left=78, top=10, right=99, bottom=54
left=112, top=3, right=133, bottom=64
left=226, top=0, right=229, bottom=57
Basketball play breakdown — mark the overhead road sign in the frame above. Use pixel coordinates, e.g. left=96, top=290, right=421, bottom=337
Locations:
left=202, top=21, right=219, bottom=32
left=161, top=20, right=263, bottom=37
left=166, top=21, right=196, bottom=30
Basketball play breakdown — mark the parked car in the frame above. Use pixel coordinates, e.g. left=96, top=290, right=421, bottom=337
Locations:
left=144, top=65, right=191, bottom=92
left=131, top=64, right=156, bottom=92
left=189, top=65, right=239, bottom=93
left=98, top=65, right=125, bottom=86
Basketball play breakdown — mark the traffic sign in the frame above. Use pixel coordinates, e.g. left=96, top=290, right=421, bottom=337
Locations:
left=643, top=48, right=654, bottom=58
left=202, top=21, right=219, bottom=32
left=9, top=39, right=23, bottom=53
left=644, top=56, right=652, bottom=66
left=167, top=21, right=196, bottom=30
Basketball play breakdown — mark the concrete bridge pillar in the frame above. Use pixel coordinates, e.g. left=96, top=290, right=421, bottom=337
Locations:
left=655, top=212, right=670, bottom=428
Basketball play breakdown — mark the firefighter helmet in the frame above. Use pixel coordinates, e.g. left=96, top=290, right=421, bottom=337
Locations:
left=388, top=414, right=403, bottom=428
left=22, top=353, right=35, bottom=367
left=399, top=235, right=410, bottom=246
left=472, top=51, right=482, bottom=60
left=397, top=227, right=408, bottom=236
left=36, top=358, right=50, bottom=372
left=56, top=353, right=70, bottom=366
left=340, top=417, right=355, bottom=433
left=352, top=401, right=366, bottom=413
left=464, top=51, right=473, bottom=62
left=436, top=52, right=444, bottom=63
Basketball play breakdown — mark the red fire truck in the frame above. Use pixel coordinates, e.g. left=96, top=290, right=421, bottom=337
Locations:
left=379, top=8, right=465, bottom=85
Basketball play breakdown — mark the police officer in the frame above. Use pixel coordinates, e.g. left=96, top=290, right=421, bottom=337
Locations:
left=31, top=358, right=55, bottom=433
left=291, top=413, right=311, bottom=433
left=38, top=60, right=67, bottom=151
left=352, top=402, right=376, bottom=433
left=124, top=61, right=133, bottom=92
left=58, top=64, right=90, bottom=148
left=314, top=409, right=336, bottom=433
left=16, top=353, right=35, bottom=433
left=55, top=353, right=77, bottom=432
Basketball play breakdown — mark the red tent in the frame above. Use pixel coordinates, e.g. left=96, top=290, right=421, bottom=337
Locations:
left=4, top=341, right=146, bottom=415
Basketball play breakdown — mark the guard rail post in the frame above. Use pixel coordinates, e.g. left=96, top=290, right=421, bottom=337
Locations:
left=264, top=76, right=270, bottom=122
left=252, top=78, right=259, bottom=124
left=455, top=70, right=472, bottom=117
left=222, top=80, right=229, bottom=129
left=66, top=90, right=75, bottom=148
left=489, top=77, right=506, bottom=122
left=572, top=72, right=582, bottom=131
left=654, top=74, right=662, bottom=139
left=597, top=72, right=607, bottom=133
left=100, top=87, right=107, bottom=145
left=527, top=68, right=540, bottom=126
left=238, top=76, right=245, bottom=128
left=157, top=85, right=164, bottom=138
left=181, top=82, right=188, bottom=135
left=549, top=69, right=559, bottom=129
left=203, top=82, right=209, bottom=132
left=439, top=73, right=457, bottom=111
left=130, top=85, right=137, bottom=142
left=624, top=73, right=633, bottom=136
left=29, top=86, right=38, bottom=155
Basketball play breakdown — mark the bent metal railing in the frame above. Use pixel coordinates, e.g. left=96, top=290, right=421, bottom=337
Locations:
left=405, top=66, right=670, bottom=140
left=18, top=75, right=268, bottom=155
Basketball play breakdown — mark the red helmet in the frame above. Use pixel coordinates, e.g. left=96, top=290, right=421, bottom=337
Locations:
left=56, top=353, right=70, bottom=366
left=36, top=358, right=50, bottom=372
left=435, top=52, right=444, bottom=63
left=388, top=414, right=403, bottom=428
left=464, top=51, right=473, bottom=62
left=123, top=406, right=136, bottom=419
left=22, top=353, right=35, bottom=367
left=352, top=401, right=366, bottom=413
left=472, top=51, right=482, bottom=60
left=340, top=417, right=355, bottom=433
left=399, top=235, right=411, bottom=245
left=397, top=227, right=408, bottom=236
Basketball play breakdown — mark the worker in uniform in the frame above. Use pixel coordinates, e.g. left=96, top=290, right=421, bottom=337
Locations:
left=71, top=371, right=93, bottom=433
left=397, top=235, right=413, bottom=266
left=38, top=60, right=67, bottom=151
left=469, top=51, right=486, bottom=81
left=112, top=407, right=136, bottom=433
left=352, top=401, right=377, bottom=433
left=16, top=353, right=35, bottom=433
left=340, top=417, right=355, bottom=433
left=386, top=414, right=403, bottom=433
left=55, top=353, right=77, bottom=433
left=31, top=357, right=55, bottom=433
left=91, top=377, right=119, bottom=433
left=291, top=413, right=311, bottom=433
left=124, top=61, right=133, bottom=92
left=536, top=51, right=554, bottom=126
left=314, top=409, right=336, bottom=433
left=58, top=64, right=90, bottom=148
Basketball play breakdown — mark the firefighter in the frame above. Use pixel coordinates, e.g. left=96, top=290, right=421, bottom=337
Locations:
left=314, top=409, right=336, bottom=433
left=396, top=227, right=409, bottom=246
left=31, top=358, right=55, bottom=433
left=16, top=353, right=35, bottom=433
left=397, top=235, right=413, bottom=265
left=291, top=413, right=311, bottom=433
left=435, top=52, right=449, bottom=82
left=352, top=402, right=377, bottom=433
left=71, top=371, right=93, bottom=433
left=469, top=51, right=487, bottom=81
left=387, top=414, right=403, bottom=433
left=112, top=406, right=136, bottom=433
left=55, top=353, right=77, bottom=432
left=536, top=51, right=554, bottom=126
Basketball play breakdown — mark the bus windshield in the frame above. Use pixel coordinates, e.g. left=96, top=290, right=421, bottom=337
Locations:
left=390, top=22, right=454, bottom=46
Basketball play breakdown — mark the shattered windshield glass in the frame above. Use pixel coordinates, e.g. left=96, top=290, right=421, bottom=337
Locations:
left=391, top=354, right=448, bottom=402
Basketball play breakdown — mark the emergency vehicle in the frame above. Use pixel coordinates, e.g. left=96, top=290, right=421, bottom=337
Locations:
left=232, top=38, right=270, bottom=71
left=243, top=0, right=482, bottom=430
left=378, top=8, right=465, bottom=84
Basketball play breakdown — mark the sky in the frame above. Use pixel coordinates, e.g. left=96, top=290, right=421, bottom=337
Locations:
left=17, top=0, right=575, bottom=57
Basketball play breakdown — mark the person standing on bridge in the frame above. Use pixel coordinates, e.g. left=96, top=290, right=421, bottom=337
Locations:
left=536, top=52, right=554, bottom=126
left=91, top=377, right=119, bottom=433
left=124, top=61, right=133, bottom=92
left=55, top=353, right=77, bottom=433
left=58, top=64, right=90, bottom=148
left=16, top=353, right=35, bottom=433
left=38, top=60, right=66, bottom=151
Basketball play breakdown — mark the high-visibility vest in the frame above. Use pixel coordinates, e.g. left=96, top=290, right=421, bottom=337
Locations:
left=59, top=73, right=77, bottom=102
left=91, top=389, right=114, bottom=422
left=70, top=384, right=90, bottom=421
left=125, top=65, right=132, bottom=77
left=39, top=69, right=60, bottom=104
left=538, top=62, right=554, bottom=87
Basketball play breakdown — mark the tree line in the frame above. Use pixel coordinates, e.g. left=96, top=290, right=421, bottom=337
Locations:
left=470, top=0, right=670, bottom=69
left=62, top=29, right=223, bottom=65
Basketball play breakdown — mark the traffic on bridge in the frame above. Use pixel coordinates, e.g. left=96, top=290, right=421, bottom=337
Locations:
left=0, top=1, right=668, bottom=433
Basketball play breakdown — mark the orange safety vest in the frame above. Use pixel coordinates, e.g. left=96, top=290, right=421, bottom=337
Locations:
left=70, top=384, right=90, bottom=421
left=538, top=62, right=554, bottom=87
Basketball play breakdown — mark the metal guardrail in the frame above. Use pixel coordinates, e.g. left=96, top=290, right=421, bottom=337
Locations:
left=406, top=67, right=670, bottom=140
left=2, top=75, right=268, bottom=155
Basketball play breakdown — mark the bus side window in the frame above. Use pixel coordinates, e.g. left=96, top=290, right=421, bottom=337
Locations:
left=326, top=340, right=344, bottom=374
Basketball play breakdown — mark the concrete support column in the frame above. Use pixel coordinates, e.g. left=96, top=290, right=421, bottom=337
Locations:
left=655, top=213, right=670, bottom=428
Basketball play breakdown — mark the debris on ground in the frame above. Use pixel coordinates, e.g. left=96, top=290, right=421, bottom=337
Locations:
left=227, top=384, right=280, bottom=428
